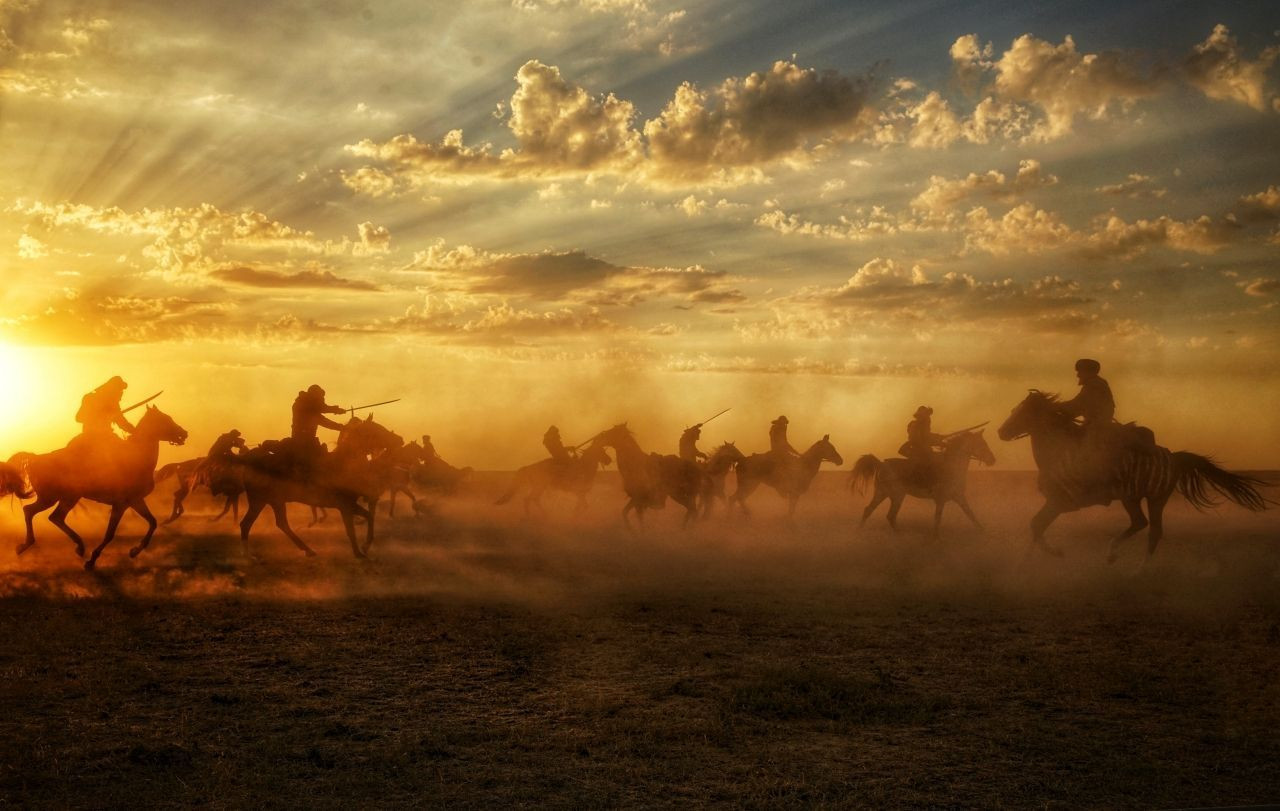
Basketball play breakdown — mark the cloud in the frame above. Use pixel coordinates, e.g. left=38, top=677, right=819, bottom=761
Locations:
left=829, top=258, right=928, bottom=298
left=208, top=266, right=381, bottom=291
left=1184, top=24, right=1280, bottom=111
left=755, top=206, right=898, bottom=241
left=911, top=159, right=1057, bottom=214
left=512, top=0, right=693, bottom=56
left=17, top=232, right=47, bottom=259
left=347, top=59, right=875, bottom=189
left=1236, top=185, right=1280, bottom=222
left=0, top=294, right=233, bottom=346
left=1079, top=213, right=1238, bottom=258
left=344, top=60, right=643, bottom=185
left=1240, top=278, right=1279, bottom=297
left=643, top=60, right=874, bottom=181
left=1096, top=173, right=1167, bottom=199
left=962, top=203, right=1073, bottom=255
left=987, top=33, right=1163, bottom=141
left=356, top=221, right=391, bottom=255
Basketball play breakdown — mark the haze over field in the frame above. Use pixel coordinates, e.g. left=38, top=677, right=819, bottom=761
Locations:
left=1, top=0, right=1279, bottom=470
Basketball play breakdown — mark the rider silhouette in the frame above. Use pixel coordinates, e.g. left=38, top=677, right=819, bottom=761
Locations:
left=901, top=406, right=945, bottom=487
left=679, top=424, right=708, bottom=463
left=543, top=425, right=573, bottom=464
left=769, top=416, right=799, bottom=457
left=421, top=434, right=439, bottom=460
left=288, top=385, right=345, bottom=472
left=1060, top=359, right=1115, bottom=428
left=75, top=376, right=135, bottom=439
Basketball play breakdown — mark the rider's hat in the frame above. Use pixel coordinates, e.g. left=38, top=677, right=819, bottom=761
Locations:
left=772, top=415, right=788, bottom=425
left=914, top=406, right=933, bottom=418
left=306, top=384, right=326, bottom=397
left=96, top=375, right=127, bottom=393
left=1074, top=358, right=1101, bottom=375
left=228, top=429, right=242, bottom=437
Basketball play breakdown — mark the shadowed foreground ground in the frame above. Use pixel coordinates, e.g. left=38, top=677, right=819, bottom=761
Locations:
left=1, top=471, right=1277, bottom=807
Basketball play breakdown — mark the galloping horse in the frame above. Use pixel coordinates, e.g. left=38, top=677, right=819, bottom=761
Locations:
left=851, top=429, right=995, bottom=536
left=237, top=415, right=401, bottom=560
left=700, top=442, right=746, bottom=518
left=494, top=443, right=612, bottom=515
left=593, top=423, right=701, bottom=529
left=998, top=390, right=1270, bottom=560
left=732, top=435, right=844, bottom=518
left=15, top=406, right=189, bottom=569
left=156, top=456, right=242, bottom=524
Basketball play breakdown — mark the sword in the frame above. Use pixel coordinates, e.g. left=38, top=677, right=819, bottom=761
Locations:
left=693, top=407, right=731, bottom=428
left=348, top=398, right=401, bottom=414
left=121, top=391, right=163, bottom=414
left=942, top=421, right=989, bottom=439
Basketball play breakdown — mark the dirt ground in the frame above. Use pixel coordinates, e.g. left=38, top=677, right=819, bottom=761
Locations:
left=1, top=470, right=1278, bottom=808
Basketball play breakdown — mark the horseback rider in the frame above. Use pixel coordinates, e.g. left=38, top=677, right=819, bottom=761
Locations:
left=75, top=376, right=135, bottom=440
left=769, top=416, right=799, bottom=458
left=679, top=424, right=708, bottom=463
left=201, top=429, right=246, bottom=492
left=900, top=406, right=945, bottom=487
left=287, top=385, right=345, bottom=472
left=1060, top=358, right=1115, bottom=429
left=543, top=425, right=574, bottom=464
left=421, top=435, right=439, bottom=460
left=207, top=429, right=247, bottom=460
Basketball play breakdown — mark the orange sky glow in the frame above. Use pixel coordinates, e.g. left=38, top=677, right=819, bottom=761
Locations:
left=1, top=1, right=1278, bottom=469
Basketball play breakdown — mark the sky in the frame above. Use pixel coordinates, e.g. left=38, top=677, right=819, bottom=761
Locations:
left=0, top=0, right=1278, bottom=468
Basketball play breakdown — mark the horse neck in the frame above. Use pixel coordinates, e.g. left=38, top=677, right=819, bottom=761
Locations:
left=708, top=450, right=736, bottom=474
left=608, top=433, right=646, bottom=467
left=941, top=438, right=975, bottom=470
left=800, top=444, right=826, bottom=472
left=126, top=430, right=163, bottom=469
left=1024, top=410, right=1074, bottom=468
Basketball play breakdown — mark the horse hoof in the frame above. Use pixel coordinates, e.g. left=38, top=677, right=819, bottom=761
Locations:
left=15, top=544, right=30, bottom=556
left=129, top=546, right=142, bottom=559
left=304, top=549, right=317, bottom=558
left=83, top=559, right=96, bottom=571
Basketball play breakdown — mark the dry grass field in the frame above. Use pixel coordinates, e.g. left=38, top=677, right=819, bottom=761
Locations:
left=2, top=470, right=1278, bottom=808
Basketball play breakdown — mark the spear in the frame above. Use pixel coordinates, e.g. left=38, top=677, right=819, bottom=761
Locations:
left=347, top=398, right=401, bottom=415
left=689, top=407, right=730, bottom=429
left=941, top=421, right=989, bottom=439
left=121, top=391, right=163, bottom=414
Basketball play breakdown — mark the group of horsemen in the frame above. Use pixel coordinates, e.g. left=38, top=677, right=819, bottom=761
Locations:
left=66, top=358, right=1133, bottom=495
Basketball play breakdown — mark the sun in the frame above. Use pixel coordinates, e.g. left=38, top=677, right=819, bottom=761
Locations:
left=0, top=341, right=44, bottom=451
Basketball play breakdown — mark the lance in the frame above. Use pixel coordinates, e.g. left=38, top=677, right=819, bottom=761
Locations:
left=691, top=407, right=731, bottom=429
left=121, top=391, right=163, bottom=414
left=347, top=398, right=401, bottom=415
left=942, top=421, right=989, bottom=439
left=573, top=429, right=604, bottom=450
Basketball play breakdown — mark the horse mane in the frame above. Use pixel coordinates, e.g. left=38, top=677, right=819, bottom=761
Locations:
left=1029, top=389, right=1062, bottom=405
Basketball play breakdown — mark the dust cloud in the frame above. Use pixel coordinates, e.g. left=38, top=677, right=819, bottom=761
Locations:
left=2, top=470, right=1276, bottom=614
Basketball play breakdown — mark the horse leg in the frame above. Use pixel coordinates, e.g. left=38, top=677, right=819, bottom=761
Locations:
left=388, top=489, right=397, bottom=517
left=1105, top=498, right=1148, bottom=564
left=955, top=496, right=984, bottom=531
left=165, top=479, right=189, bottom=524
left=308, top=506, right=323, bottom=527
left=342, top=505, right=367, bottom=559
left=621, top=499, right=635, bottom=531
left=19, top=494, right=58, bottom=555
left=1030, top=502, right=1064, bottom=557
left=271, top=502, right=317, bottom=557
left=85, top=503, right=128, bottom=570
left=360, top=499, right=376, bottom=555
left=932, top=499, right=947, bottom=539
left=239, top=497, right=267, bottom=559
left=46, top=498, right=87, bottom=558
left=212, top=495, right=233, bottom=522
left=1145, top=495, right=1169, bottom=559
left=733, top=481, right=757, bottom=518
left=127, top=498, right=160, bottom=558
left=861, top=487, right=887, bottom=526
left=885, top=497, right=903, bottom=531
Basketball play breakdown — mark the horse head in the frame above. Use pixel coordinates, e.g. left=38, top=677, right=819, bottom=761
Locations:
left=998, top=389, right=1061, bottom=441
left=713, top=441, right=746, bottom=464
left=583, top=443, right=613, bottom=467
left=806, top=433, right=843, bottom=466
left=594, top=423, right=632, bottom=448
left=339, top=415, right=402, bottom=456
left=136, top=405, right=188, bottom=446
left=954, top=428, right=996, bottom=466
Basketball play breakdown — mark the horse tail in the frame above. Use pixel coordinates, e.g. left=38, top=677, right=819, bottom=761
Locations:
left=850, top=454, right=880, bottom=495
left=1172, top=452, right=1272, bottom=512
left=3, top=453, right=35, bottom=499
